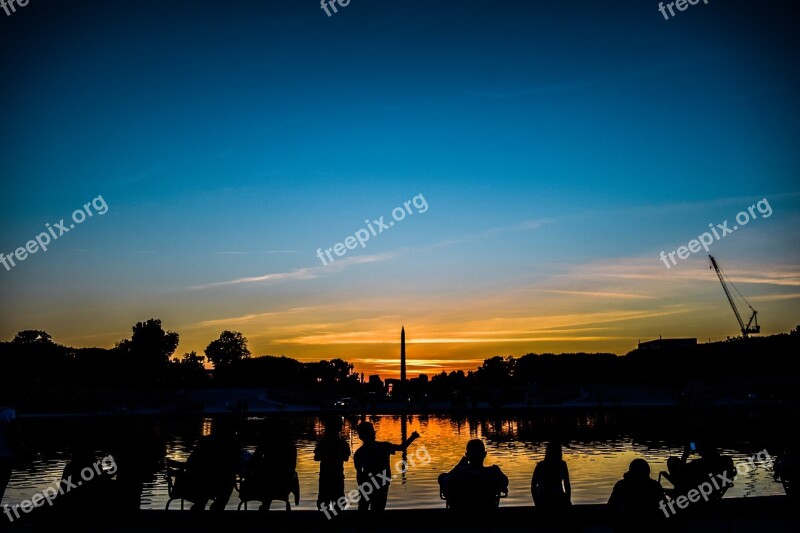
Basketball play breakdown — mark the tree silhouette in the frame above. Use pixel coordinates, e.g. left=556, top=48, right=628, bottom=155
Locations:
left=12, top=330, right=53, bottom=344
left=178, top=351, right=205, bottom=368
left=310, top=358, right=355, bottom=384
left=116, top=319, right=179, bottom=381
left=205, top=330, right=251, bottom=370
left=169, top=351, right=207, bottom=384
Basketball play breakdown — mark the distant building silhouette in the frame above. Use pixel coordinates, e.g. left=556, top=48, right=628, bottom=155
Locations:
left=637, top=338, right=697, bottom=350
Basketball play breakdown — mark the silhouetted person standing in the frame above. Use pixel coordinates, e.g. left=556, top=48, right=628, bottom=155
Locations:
left=111, top=419, right=164, bottom=515
left=314, top=417, right=351, bottom=515
left=439, top=439, right=509, bottom=515
left=531, top=440, right=572, bottom=524
left=353, top=422, right=419, bottom=515
left=608, top=459, right=670, bottom=533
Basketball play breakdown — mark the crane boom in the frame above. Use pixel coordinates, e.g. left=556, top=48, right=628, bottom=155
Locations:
left=709, top=255, right=760, bottom=337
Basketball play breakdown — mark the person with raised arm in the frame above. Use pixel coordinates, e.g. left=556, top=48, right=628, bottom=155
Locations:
left=353, top=422, right=419, bottom=515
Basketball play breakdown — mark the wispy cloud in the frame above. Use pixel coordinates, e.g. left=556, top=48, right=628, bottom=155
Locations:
left=530, top=289, right=657, bottom=300
left=750, top=293, right=800, bottom=302
left=182, top=307, right=321, bottom=329
left=187, top=254, right=390, bottom=290
left=276, top=308, right=683, bottom=346
left=469, top=218, right=550, bottom=240
left=215, top=250, right=297, bottom=255
left=566, top=191, right=800, bottom=221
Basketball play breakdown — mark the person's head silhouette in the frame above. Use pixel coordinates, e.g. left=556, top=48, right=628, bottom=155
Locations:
left=356, top=422, right=376, bottom=443
left=325, top=417, right=343, bottom=436
left=465, top=439, right=487, bottom=467
left=545, top=440, right=562, bottom=463
left=627, top=458, right=651, bottom=480
left=696, top=440, right=719, bottom=459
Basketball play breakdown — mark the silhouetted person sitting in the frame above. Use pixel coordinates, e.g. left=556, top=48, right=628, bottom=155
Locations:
left=438, top=439, right=508, bottom=515
left=314, top=417, right=351, bottom=515
left=0, top=389, right=35, bottom=511
left=242, top=419, right=299, bottom=511
left=662, top=440, right=734, bottom=502
left=608, top=459, right=670, bottom=533
left=58, top=443, right=118, bottom=517
left=531, top=440, right=572, bottom=523
left=0, top=390, right=20, bottom=506
left=353, top=422, right=419, bottom=515
left=774, top=444, right=799, bottom=498
left=183, top=418, right=240, bottom=511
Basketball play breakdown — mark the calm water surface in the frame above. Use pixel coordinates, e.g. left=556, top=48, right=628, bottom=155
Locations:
left=2, top=413, right=784, bottom=510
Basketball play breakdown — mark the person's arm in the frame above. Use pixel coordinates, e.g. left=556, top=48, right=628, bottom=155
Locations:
left=353, top=450, right=365, bottom=483
left=495, top=466, right=509, bottom=492
left=314, top=442, right=322, bottom=462
left=607, top=482, right=619, bottom=513
left=531, top=464, right=539, bottom=500
left=289, top=442, right=297, bottom=470
left=393, top=431, right=420, bottom=452
left=252, top=445, right=264, bottom=464
left=341, top=441, right=351, bottom=462
left=562, top=461, right=571, bottom=501
left=680, top=443, right=692, bottom=465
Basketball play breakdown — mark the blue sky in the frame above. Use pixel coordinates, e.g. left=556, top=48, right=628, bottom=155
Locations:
left=1, top=0, right=798, bottom=376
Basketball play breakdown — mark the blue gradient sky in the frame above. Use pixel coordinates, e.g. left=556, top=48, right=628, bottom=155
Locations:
left=1, top=0, right=799, bottom=376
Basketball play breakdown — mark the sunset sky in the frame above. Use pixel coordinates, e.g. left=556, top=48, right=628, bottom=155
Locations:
left=1, top=0, right=799, bottom=378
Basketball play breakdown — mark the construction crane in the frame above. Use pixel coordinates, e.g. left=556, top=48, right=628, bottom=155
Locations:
left=709, top=255, right=760, bottom=337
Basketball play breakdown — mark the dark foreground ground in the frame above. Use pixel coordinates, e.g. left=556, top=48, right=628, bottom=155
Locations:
left=3, top=496, right=797, bottom=533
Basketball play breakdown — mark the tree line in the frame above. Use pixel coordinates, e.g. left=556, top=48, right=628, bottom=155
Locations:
left=1, top=320, right=798, bottom=404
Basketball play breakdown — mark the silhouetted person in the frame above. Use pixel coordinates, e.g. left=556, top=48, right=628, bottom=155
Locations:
left=608, top=459, right=670, bottom=533
left=111, top=419, right=164, bottom=515
left=244, top=419, right=299, bottom=511
left=774, top=443, right=799, bottom=498
left=0, top=393, right=18, bottom=506
left=58, top=441, right=118, bottom=517
left=0, top=389, right=31, bottom=506
left=314, top=417, right=351, bottom=515
left=438, top=439, right=508, bottom=515
left=662, top=442, right=692, bottom=492
left=353, top=422, right=419, bottom=515
left=184, top=417, right=240, bottom=511
left=663, top=440, right=734, bottom=501
left=531, top=440, right=572, bottom=524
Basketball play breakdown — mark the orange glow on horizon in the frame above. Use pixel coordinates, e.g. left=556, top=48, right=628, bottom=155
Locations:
left=12, top=255, right=798, bottom=380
